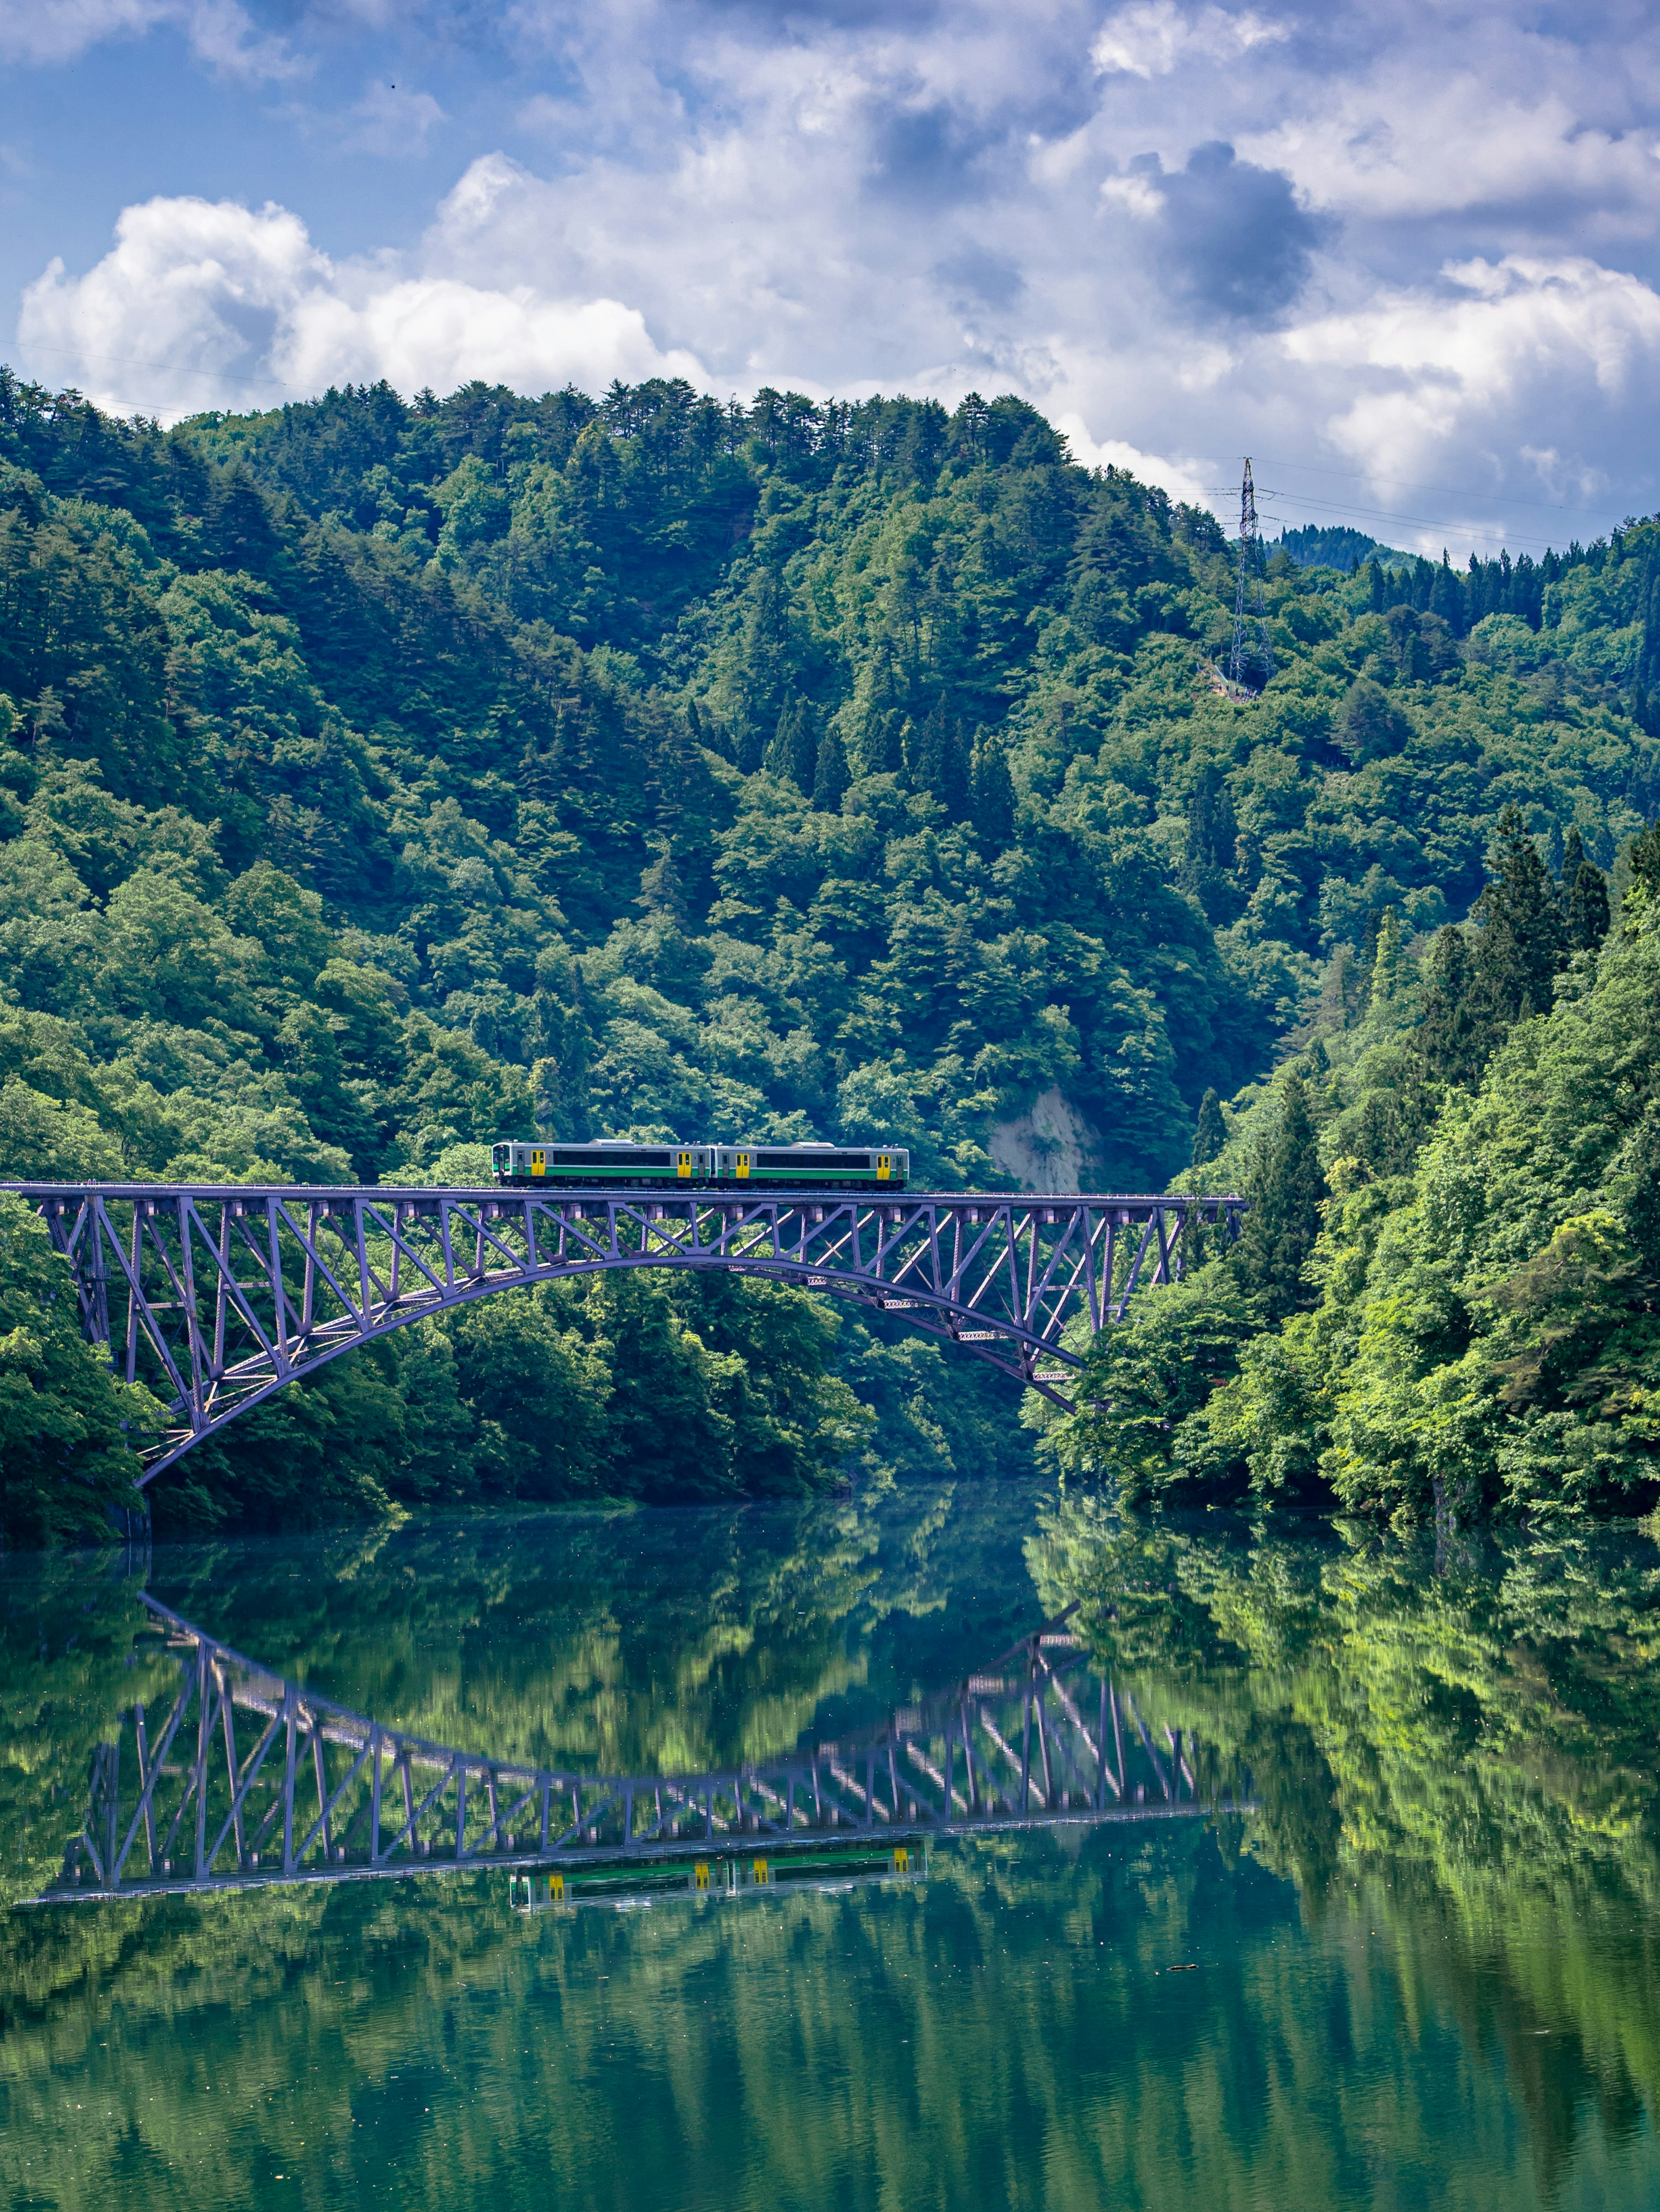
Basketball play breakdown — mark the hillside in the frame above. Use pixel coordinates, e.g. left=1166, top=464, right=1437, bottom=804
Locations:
left=3, top=366, right=1658, bottom=1538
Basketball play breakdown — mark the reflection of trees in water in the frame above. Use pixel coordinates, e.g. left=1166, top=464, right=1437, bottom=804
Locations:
left=131, top=1477, right=1044, bottom=1782
left=0, top=1827, right=1613, bottom=2212
left=9, top=1492, right=1660, bottom=2206
left=1028, top=1493, right=1660, bottom=2194
left=0, top=1558, right=175, bottom=1907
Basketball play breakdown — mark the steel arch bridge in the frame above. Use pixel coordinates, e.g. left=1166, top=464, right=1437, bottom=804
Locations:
left=39, top=1597, right=1250, bottom=1905
left=7, top=1182, right=1243, bottom=1479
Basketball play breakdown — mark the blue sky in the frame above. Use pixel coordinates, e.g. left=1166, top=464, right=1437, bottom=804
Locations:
left=4, top=0, right=1660, bottom=555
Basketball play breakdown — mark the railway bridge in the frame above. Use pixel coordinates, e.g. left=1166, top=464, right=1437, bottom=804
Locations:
left=6, top=1181, right=1243, bottom=1478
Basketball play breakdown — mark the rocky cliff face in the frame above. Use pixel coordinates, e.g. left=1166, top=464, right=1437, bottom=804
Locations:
left=988, top=1089, right=1107, bottom=1193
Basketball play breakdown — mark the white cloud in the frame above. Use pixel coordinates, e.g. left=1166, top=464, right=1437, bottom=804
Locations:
left=1243, top=76, right=1660, bottom=228
left=1056, top=416, right=1211, bottom=503
left=1281, top=254, right=1660, bottom=511
left=18, top=191, right=712, bottom=420
left=14, top=0, right=1660, bottom=539
left=1092, top=2, right=1287, bottom=81
left=0, top=0, right=169, bottom=64
left=338, top=79, right=447, bottom=159
left=1099, top=173, right=1165, bottom=218
left=0, top=0, right=300, bottom=75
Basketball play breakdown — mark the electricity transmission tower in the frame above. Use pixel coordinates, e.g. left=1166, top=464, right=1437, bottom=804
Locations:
left=1229, top=458, right=1273, bottom=693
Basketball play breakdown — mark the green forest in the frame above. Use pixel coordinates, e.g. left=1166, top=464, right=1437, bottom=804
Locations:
left=3, top=365, right=1660, bottom=1540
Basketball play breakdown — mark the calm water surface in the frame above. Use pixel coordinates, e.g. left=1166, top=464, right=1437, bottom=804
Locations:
left=5, top=1477, right=1660, bottom=2210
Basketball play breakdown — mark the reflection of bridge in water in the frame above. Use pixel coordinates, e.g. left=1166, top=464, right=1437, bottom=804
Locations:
left=9, top=1183, right=1244, bottom=1475
left=43, top=1600, right=1249, bottom=1904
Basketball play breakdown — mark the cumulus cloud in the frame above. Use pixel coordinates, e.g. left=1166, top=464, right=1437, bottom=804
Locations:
left=19, top=191, right=711, bottom=420
left=1055, top=416, right=1211, bottom=503
left=13, top=0, right=1660, bottom=539
left=1110, top=142, right=1325, bottom=322
left=1283, top=255, right=1660, bottom=498
left=1092, top=2, right=1287, bottom=81
left=0, top=0, right=301, bottom=75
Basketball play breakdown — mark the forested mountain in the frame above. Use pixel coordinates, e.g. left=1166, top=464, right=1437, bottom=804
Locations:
left=3, top=366, right=1660, bottom=1538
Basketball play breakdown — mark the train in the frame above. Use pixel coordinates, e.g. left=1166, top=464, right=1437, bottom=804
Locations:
left=488, top=1139, right=909, bottom=1191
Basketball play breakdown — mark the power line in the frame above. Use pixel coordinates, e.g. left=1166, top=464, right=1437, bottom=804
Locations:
left=1246, top=451, right=1621, bottom=522
left=1206, top=483, right=1581, bottom=554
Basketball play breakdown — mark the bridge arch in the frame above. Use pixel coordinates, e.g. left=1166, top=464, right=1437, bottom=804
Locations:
left=11, top=1182, right=1243, bottom=1480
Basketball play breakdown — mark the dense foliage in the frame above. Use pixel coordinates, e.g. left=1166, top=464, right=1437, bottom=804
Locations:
left=1044, top=816, right=1660, bottom=1524
left=3, top=363, right=1660, bottom=1534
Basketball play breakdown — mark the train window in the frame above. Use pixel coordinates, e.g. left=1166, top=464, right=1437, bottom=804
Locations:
left=754, top=1151, right=871, bottom=1170
left=548, top=1147, right=672, bottom=1167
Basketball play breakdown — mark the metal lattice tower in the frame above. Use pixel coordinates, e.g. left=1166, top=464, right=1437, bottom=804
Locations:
left=1228, top=457, right=1273, bottom=693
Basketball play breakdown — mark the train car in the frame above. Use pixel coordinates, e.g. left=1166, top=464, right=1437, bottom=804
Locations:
left=488, top=1139, right=909, bottom=1192
left=714, top=1144, right=907, bottom=1191
left=491, top=1140, right=712, bottom=1186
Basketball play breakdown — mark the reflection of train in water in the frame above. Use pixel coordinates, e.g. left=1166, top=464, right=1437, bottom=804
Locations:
left=510, top=1842, right=924, bottom=1916
left=490, top=1140, right=909, bottom=1192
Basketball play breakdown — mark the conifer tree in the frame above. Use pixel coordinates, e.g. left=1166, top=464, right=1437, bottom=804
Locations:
left=939, top=719, right=971, bottom=820
left=812, top=726, right=850, bottom=812
left=970, top=733, right=1016, bottom=848
left=905, top=697, right=958, bottom=805
left=1417, top=925, right=1485, bottom=1089
left=1368, top=906, right=1406, bottom=1015
left=634, top=840, right=687, bottom=926
left=1191, top=1087, right=1226, bottom=1170
left=768, top=693, right=818, bottom=793
left=1628, top=818, right=1660, bottom=901
left=1566, top=861, right=1610, bottom=953
left=1179, top=765, right=1239, bottom=919
left=1469, top=804, right=1567, bottom=1032
left=1233, top=1072, right=1327, bottom=1322
left=1559, top=824, right=1586, bottom=889
left=1631, top=545, right=1660, bottom=736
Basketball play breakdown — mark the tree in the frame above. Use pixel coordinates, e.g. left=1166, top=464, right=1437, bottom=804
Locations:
left=812, top=726, right=850, bottom=812
left=970, top=733, right=1015, bottom=847
left=1469, top=804, right=1567, bottom=1038
left=768, top=693, right=818, bottom=794
left=1417, top=926, right=1485, bottom=1089
left=1191, top=1087, right=1227, bottom=1169
left=1334, top=677, right=1410, bottom=766
left=1566, top=861, right=1611, bottom=954
left=1232, top=1073, right=1327, bottom=1321
left=0, top=1197, right=159, bottom=1543
left=1179, top=765, right=1240, bottom=921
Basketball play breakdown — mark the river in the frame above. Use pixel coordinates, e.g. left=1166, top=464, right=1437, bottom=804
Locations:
left=4, top=1476, right=1660, bottom=2209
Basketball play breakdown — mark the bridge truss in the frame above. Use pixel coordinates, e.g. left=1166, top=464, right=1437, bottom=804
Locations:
left=44, top=1599, right=1244, bottom=1903
left=10, top=1183, right=1243, bottom=1477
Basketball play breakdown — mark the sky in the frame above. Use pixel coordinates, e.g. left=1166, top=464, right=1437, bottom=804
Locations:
left=3, top=0, right=1660, bottom=556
